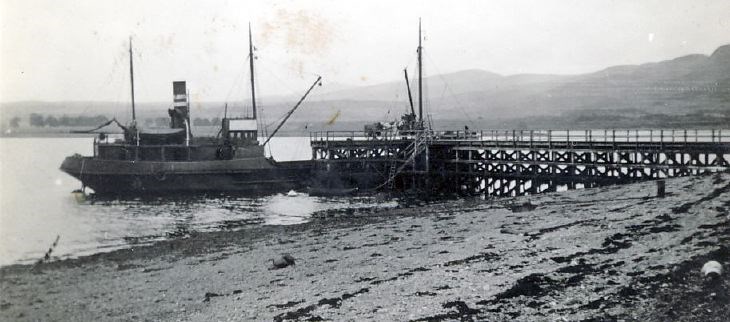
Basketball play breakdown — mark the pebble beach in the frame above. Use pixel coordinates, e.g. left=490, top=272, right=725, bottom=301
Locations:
left=1, top=173, right=729, bottom=321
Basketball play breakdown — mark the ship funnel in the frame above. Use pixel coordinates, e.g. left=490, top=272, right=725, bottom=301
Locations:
left=169, top=81, right=191, bottom=134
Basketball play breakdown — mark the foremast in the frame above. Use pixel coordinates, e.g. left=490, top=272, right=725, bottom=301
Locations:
left=417, top=18, right=423, bottom=126
left=129, top=37, right=136, bottom=124
left=248, top=23, right=257, bottom=120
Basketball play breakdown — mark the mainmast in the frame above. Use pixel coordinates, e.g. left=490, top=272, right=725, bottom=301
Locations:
left=129, top=37, right=136, bottom=123
left=417, top=18, right=423, bottom=124
left=248, top=23, right=257, bottom=119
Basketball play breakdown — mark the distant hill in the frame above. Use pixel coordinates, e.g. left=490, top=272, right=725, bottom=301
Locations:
left=316, top=69, right=505, bottom=101
left=3, top=44, right=729, bottom=133
left=434, top=44, right=730, bottom=120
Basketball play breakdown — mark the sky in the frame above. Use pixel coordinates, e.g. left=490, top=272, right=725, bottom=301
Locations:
left=1, top=0, right=729, bottom=103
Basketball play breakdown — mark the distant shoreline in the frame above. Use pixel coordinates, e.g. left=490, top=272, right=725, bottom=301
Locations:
left=0, top=127, right=311, bottom=138
left=3, top=120, right=730, bottom=139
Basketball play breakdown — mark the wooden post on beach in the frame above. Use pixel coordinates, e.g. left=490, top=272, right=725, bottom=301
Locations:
left=656, top=179, right=666, bottom=198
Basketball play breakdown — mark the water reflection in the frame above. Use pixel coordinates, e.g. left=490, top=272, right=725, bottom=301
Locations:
left=74, top=192, right=396, bottom=258
left=263, top=194, right=319, bottom=225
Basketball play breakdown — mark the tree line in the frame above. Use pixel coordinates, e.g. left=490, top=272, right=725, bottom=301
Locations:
left=16, top=114, right=223, bottom=128
left=27, top=114, right=109, bottom=128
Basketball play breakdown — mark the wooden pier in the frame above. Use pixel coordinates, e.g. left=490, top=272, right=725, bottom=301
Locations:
left=310, top=129, right=730, bottom=197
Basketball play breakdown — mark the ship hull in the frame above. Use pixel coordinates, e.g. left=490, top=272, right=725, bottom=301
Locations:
left=60, top=156, right=312, bottom=196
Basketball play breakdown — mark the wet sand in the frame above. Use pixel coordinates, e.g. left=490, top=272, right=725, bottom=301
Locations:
left=1, top=173, right=729, bottom=321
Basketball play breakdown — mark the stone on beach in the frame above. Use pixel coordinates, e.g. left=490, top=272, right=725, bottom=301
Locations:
left=271, top=254, right=296, bottom=269
left=499, top=228, right=519, bottom=235
left=701, top=260, right=723, bottom=277
left=506, top=201, right=537, bottom=213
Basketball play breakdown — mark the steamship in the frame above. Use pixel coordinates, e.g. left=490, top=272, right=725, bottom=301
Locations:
left=60, top=29, right=319, bottom=196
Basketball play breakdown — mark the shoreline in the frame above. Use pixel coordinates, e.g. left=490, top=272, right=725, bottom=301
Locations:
left=1, top=174, right=729, bottom=321
left=0, top=201, right=405, bottom=271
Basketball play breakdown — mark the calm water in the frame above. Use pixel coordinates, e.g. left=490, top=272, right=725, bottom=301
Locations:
left=0, top=137, right=395, bottom=266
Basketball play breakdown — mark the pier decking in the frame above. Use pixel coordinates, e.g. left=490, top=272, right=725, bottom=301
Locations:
left=310, top=129, right=730, bottom=196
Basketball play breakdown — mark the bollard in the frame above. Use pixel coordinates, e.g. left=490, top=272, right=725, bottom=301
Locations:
left=656, top=180, right=666, bottom=198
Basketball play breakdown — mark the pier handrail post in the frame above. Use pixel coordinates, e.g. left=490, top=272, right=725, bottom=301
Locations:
left=612, top=130, right=615, bottom=145
left=589, top=129, right=593, bottom=149
left=683, top=129, right=687, bottom=144
left=530, top=130, right=534, bottom=148
left=548, top=130, right=552, bottom=148
left=672, top=129, right=675, bottom=142
left=695, top=129, right=698, bottom=142
left=711, top=129, right=715, bottom=143
left=650, top=129, right=653, bottom=143
left=659, top=130, right=664, bottom=149
left=512, top=130, right=516, bottom=147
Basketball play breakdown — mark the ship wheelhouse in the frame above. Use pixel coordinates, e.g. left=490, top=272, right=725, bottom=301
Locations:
left=222, top=118, right=258, bottom=143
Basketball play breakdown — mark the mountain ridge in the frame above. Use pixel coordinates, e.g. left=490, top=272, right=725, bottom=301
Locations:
left=3, top=44, right=729, bottom=129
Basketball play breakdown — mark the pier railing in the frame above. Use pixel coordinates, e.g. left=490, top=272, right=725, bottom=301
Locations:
left=310, top=129, right=729, bottom=144
left=310, top=128, right=730, bottom=196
